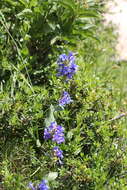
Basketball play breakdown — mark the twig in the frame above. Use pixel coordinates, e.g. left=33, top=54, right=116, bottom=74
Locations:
left=110, top=112, right=127, bottom=121
left=30, top=166, right=41, bottom=177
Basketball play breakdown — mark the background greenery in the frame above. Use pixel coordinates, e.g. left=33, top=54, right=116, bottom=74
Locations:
left=0, top=0, right=127, bottom=189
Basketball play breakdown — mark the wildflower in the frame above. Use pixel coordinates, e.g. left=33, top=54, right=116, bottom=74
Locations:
left=44, top=128, right=52, bottom=140
left=59, top=91, right=72, bottom=107
left=58, top=54, right=68, bottom=62
left=44, top=122, right=65, bottom=144
left=57, top=52, right=78, bottom=79
left=53, top=146, right=63, bottom=159
left=38, top=180, right=49, bottom=190
left=52, top=131, right=65, bottom=144
left=28, top=182, right=36, bottom=190
left=44, top=122, right=57, bottom=140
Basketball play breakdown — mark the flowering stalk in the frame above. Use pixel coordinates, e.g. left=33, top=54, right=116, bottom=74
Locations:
left=59, top=91, right=73, bottom=107
left=57, top=52, right=78, bottom=80
left=44, top=122, right=65, bottom=144
left=36, top=51, right=78, bottom=189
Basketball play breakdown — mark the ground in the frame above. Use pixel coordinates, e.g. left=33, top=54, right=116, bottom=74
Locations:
left=104, top=0, right=127, bottom=60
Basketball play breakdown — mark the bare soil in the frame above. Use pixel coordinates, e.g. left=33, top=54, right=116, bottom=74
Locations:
left=104, top=0, right=127, bottom=60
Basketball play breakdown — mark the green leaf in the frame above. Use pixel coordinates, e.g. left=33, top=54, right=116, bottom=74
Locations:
left=74, top=148, right=82, bottom=155
left=16, top=9, right=32, bottom=18
left=67, top=131, right=74, bottom=140
left=78, top=10, right=99, bottom=18
left=75, top=24, right=95, bottom=31
left=50, top=36, right=61, bottom=45
left=55, top=0, right=76, bottom=12
left=19, top=0, right=29, bottom=6
left=29, top=0, right=38, bottom=7
left=46, top=172, right=58, bottom=181
left=36, top=139, right=41, bottom=147
left=44, top=104, right=55, bottom=127
left=4, top=0, right=18, bottom=6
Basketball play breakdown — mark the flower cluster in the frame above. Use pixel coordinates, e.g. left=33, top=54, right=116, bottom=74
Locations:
left=59, top=91, right=72, bottom=107
left=57, top=52, right=78, bottom=79
left=29, top=180, right=49, bottom=190
left=53, top=146, right=63, bottom=159
left=44, top=122, right=65, bottom=144
left=39, top=180, right=49, bottom=190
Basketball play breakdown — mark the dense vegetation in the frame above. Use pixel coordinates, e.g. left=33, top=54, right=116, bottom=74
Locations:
left=0, top=0, right=127, bottom=189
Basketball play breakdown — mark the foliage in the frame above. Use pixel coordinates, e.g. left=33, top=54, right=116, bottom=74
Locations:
left=1, top=0, right=127, bottom=190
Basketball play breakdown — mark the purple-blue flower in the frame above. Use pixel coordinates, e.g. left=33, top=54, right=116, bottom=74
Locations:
left=28, top=182, right=36, bottom=190
left=44, top=122, right=57, bottom=140
left=52, top=131, right=65, bottom=144
left=53, top=146, right=63, bottom=159
left=38, top=180, right=49, bottom=190
left=59, top=91, right=72, bottom=107
left=44, top=122, right=65, bottom=144
left=57, top=52, right=78, bottom=79
left=44, top=128, right=52, bottom=140
left=58, top=54, right=68, bottom=63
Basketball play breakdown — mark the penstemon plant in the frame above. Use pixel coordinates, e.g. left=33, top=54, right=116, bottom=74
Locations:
left=29, top=52, right=78, bottom=189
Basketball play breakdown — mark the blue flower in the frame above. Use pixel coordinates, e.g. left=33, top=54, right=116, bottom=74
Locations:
left=28, top=182, right=36, bottom=190
left=44, top=122, right=57, bottom=140
left=52, top=131, right=65, bottom=144
left=53, top=146, right=63, bottom=159
left=38, top=180, right=49, bottom=190
left=57, top=52, right=78, bottom=79
left=58, top=54, right=68, bottom=63
left=44, top=122, right=65, bottom=144
left=59, top=91, right=72, bottom=107
left=44, top=128, right=52, bottom=140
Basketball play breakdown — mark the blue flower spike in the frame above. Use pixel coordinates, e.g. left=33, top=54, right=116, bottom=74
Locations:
left=44, top=122, right=65, bottom=144
left=53, top=146, right=63, bottom=159
left=57, top=52, right=78, bottom=80
left=59, top=91, right=72, bottom=107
